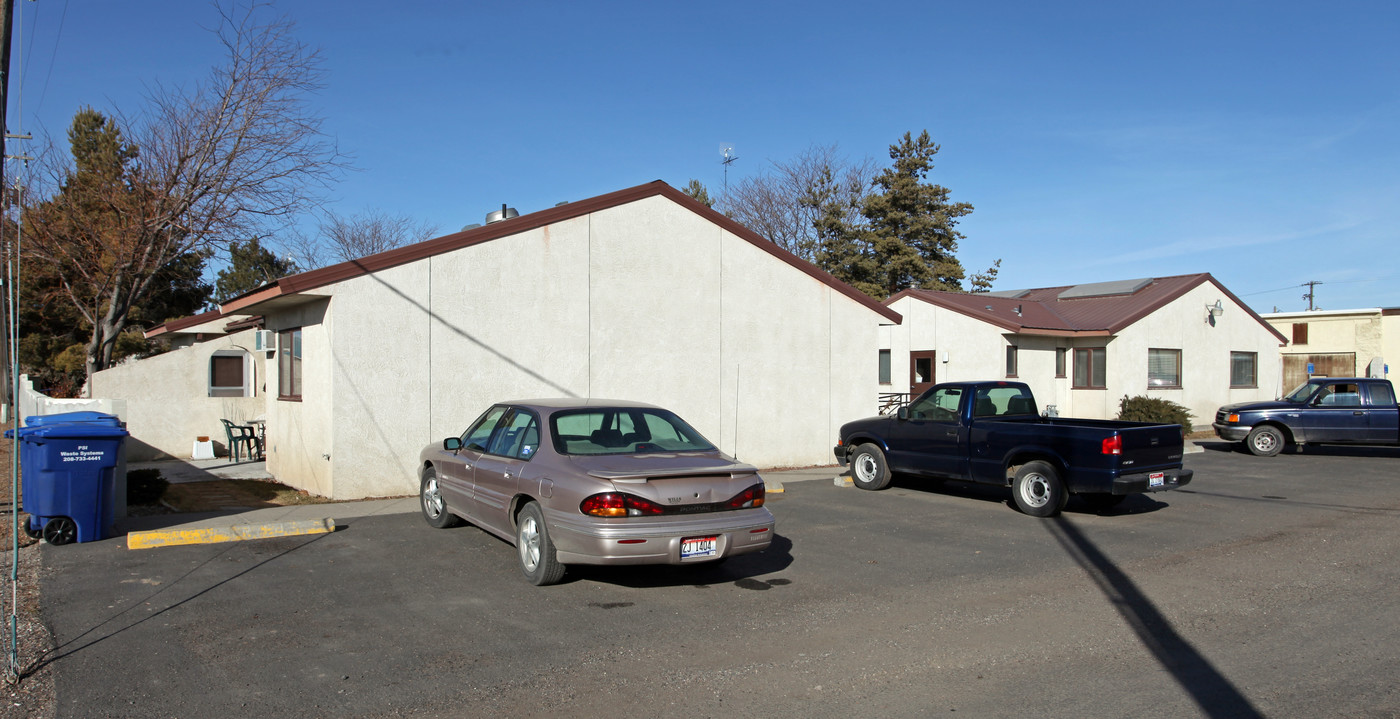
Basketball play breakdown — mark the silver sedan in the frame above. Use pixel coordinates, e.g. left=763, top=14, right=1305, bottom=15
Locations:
left=418, top=399, right=776, bottom=585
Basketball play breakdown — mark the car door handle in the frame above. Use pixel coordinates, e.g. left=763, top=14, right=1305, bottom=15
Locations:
left=463, top=463, right=472, bottom=470
left=945, top=430, right=958, bottom=437
left=1353, top=411, right=1365, bottom=416
left=504, top=472, right=512, bottom=480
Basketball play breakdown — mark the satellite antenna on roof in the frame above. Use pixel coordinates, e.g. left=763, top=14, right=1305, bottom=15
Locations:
left=720, top=144, right=738, bottom=192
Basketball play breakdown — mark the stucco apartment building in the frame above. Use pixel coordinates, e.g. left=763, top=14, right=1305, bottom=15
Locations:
left=1263, top=308, right=1399, bottom=390
left=93, top=181, right=901, bottom=499
left=878, top=274, right=1288, bottom=429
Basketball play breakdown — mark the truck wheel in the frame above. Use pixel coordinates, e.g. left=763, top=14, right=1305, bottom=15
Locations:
left=1013, top=461, right=1067, bottom=517
left=850, top=444, right=892, bottom=491
left=1245, top=426, right=1283, bottom=457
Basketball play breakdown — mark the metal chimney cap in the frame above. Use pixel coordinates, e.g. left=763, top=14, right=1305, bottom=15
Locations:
left=485, top=203, right=519, bottom=224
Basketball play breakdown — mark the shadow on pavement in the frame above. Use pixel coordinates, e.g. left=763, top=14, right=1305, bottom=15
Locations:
left=1045, top=517, right=1263, bottom=718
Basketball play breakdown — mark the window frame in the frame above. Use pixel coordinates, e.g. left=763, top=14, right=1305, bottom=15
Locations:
left=209, top=350, right=250, bottom=398
left=1147, top=348, right=1183, bottom=390
left=1055, top=347, right=1067, bottom=378
left=1073, top=347, right=1107, bottom=390
left=878, top=349, right=892, bottom=385
left=1230, top=351, right=1258, bottom=389
left=277, top=327, right=303, bottom=401
left=1005, top=345, right=1018, bottom=378
left=1292, top=323, right=1308, bottom=345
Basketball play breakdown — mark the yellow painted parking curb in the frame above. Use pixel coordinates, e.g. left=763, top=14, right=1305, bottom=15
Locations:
left=127, top=518, right=337, bottom=550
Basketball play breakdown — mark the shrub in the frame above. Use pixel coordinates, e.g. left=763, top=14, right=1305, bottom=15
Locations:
left=126, top=468, right=169, bottom=505
left=1116, top=395, right=1192, bottom=430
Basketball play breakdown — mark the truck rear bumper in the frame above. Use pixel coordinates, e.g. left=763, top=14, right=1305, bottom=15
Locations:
left=1109, top=468, right=1193, bottom=495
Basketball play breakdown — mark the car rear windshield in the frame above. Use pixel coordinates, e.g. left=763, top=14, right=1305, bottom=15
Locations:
left=550, top=408, right=716, bottom=455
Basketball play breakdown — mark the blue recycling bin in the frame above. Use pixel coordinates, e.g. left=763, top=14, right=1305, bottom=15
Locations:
left=6, top=412, right=129, bottom=545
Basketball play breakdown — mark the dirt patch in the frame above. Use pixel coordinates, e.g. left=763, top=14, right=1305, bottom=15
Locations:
left=0, top=443, right=56, bottom=719
left=159, top=478, right=336, bottom=513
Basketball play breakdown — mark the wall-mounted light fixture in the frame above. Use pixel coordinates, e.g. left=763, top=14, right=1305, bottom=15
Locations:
left=1206, top=300, right=1224, bottom=325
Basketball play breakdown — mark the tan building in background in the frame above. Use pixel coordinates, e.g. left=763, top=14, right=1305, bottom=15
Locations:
left=1263, top=308, right=1399, bottom=390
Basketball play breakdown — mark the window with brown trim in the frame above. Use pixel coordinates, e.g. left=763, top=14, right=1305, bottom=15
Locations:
left=278, top=328, right=303, bottom=400
left=209, top=352, right=248, bottom=397
left=1292, top=323, right=1308, bottom=345
left=1005, top=345, right=1018, bottom=378
left=1148, top=348, right=1182, bottom=389
left=1073, top=347, right=1106, bottom=389
left=1055, top=347, right=1067, bottom=378
left=1230, top=351, right=1258, bottom=388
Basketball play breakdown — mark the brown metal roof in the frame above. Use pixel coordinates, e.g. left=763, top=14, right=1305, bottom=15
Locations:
left=218, top=180, right=903, bottom=324
left=889, top=273, right=1288, bottom=343
left=144, top=309, right=264, bottom=339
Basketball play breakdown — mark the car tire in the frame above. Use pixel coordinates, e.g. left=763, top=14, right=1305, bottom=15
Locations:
left=516, top=502, right=566, bottom=586
left=1081, top=492, right=1127, bottom=512
left=420, top=468, right=460, bottom=529
left=1245, top=425, right=1284, bottom=457
left=850, top=443, right=892, bottom=491
left=1013, top=461, right=1068, bottom=517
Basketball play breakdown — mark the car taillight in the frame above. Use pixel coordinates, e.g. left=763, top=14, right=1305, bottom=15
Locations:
left=1101, top=434, right=1122, bottom=455
left=723, top=484, right=765, bottom=510
left=580, top=492, right=666, bottom=517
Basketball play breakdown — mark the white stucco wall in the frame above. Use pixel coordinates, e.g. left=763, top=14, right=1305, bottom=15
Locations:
left=91, top=331, right=263, bottom=460
left=259, top=194, right=890, bottom=499
left=884, top=282, right=1283, bottom=428
left=1110, top=283, right=1283, bottom=426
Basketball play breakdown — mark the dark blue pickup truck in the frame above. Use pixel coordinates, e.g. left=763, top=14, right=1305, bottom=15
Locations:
left=1213, top=377, right=1400, bottom=456
left=833, top=381, right=1193, bottom=517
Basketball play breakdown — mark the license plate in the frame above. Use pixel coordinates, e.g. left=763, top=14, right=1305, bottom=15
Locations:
left=1149, top=471, right=1165, bottom=488
left=681, top=536, right=718, bottom=559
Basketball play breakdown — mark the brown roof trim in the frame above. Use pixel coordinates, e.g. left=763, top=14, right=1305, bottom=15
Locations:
left=218, top=181, right=903, bottom=324
left=143, top=309, right=225, bottom=338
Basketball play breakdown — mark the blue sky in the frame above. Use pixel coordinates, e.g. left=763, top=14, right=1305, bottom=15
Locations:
left=9, top=1, right=1398, bottom=312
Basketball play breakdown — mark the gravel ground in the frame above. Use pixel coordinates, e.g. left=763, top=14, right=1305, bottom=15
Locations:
left=0, top=529, right=56, bottom=719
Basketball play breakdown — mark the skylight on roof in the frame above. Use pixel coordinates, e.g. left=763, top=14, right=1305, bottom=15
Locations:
left=1058, top=278, right=1153, bottom=300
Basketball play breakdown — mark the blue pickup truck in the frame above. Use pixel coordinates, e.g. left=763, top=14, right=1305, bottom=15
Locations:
left=1213, top=377, right=1400, bottom=456
left=833, top=381, right=1193, bottom=517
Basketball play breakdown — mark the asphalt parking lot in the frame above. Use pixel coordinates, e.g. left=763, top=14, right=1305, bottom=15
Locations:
left=36, top=440, right=1400, bottom=718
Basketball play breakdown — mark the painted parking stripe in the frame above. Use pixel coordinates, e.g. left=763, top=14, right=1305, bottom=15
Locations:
left=127, top=518, right=336, bottom=549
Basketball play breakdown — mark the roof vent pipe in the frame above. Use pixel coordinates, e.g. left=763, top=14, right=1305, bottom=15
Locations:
left=485, top=203, right=519, bottom=224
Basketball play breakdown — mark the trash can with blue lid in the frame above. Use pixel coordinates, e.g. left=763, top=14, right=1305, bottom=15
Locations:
left=6, top=412, right=129, bottom=545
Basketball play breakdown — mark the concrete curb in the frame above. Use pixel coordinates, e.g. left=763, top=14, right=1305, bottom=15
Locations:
left=127, top=517, right=337, bottom=550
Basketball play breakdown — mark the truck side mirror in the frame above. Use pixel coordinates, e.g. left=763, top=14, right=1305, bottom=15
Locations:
left=897, top=406, right=910, bottom=421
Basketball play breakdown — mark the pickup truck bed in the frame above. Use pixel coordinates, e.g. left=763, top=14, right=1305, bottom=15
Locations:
left=835, top=381, right=1193, bottom=517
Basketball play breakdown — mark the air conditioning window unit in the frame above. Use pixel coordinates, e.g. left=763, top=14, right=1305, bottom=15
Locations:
left=254, top=330, right=276, bottom=352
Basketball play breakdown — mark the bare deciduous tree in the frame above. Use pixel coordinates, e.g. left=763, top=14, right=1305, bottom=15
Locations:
left=319, top=209, right=438, bottom=264
left=22, top=3, right=345, bottom=383
left=717, top=144, right=877, bottom=263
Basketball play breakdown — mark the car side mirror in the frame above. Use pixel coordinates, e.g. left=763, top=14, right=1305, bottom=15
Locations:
left=897, top=406, right=910, bottom=421
left=443, top=437, right=462, bottom=451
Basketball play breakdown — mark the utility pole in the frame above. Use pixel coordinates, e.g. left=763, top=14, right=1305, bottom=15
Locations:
left=1302, top=280, right=1322, bottom=311
left=0, top=0, right=15, bottom=415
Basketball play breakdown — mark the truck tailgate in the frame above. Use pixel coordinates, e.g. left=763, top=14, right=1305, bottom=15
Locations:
left=1118, top=425, right=1186, bottom=469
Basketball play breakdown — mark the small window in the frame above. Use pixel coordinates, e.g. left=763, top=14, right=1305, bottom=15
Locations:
left=1055, top=347, right=1067, bottom=378
left=209, top=351, right=249, bottom=397
left=1005, top=345, right=1018, bottom=378
left=1230, top=351, right=1257, bottom=388
left=1292, top=323, right=1308, bottom=345
left=278, top=328, right=303, bottom=400
left=1148, top=349, right=1182, bottom=389
left=486, top=410, right=541, bottom=459
left=913, top=357, right=933, bottom=385
left=878, top=350, right=892, bottom=385
left=460, top=406, right=508, bottom=451
left=1073, top=348, right=1106, bottom=389
left=1366, top=382, right=1394, bottom=406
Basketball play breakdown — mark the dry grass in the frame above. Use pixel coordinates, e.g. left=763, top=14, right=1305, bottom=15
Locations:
left=160, top=477, right=335, bottom=513
left=0, top=441, right=57, bottom=718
